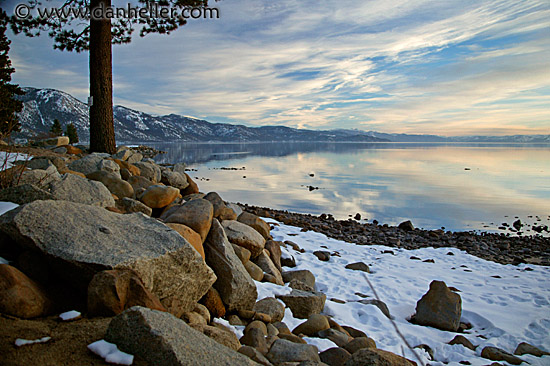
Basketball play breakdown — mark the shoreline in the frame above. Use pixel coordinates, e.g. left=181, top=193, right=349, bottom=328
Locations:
left=242, top=203, right=550, bottom=267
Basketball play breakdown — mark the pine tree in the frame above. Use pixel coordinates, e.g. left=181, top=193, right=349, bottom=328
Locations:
left=0, top=11, right=24, bottom=139
left=8, top=0, right=215, bottom=153
left=65, top=123, right=79, bottom=144
left=50, top=119, right=63, bottom=136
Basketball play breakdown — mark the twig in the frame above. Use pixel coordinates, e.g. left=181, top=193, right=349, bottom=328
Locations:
left=363, top=273, right=426, bottom=366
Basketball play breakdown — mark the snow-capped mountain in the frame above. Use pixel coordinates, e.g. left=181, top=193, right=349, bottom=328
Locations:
left=15, top=87, right=550, bottom=143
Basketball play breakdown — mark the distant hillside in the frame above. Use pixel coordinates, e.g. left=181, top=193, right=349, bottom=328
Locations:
left=14, top=87, right=549, bottom=143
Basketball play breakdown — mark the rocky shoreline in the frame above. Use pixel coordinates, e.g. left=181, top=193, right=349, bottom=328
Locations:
left=243, top=204, right=550, bottom=267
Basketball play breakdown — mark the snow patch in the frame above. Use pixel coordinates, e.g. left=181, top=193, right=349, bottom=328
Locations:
left=59, top=310, right=81, bottom=321
left=15, top=337, right=51, bottom=347
left=87, top=340, right=133, bottom=365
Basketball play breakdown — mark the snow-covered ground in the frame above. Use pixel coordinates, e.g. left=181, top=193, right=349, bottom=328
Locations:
left=0, top=151, right=28, bottom=170
left=253, top=218, right=550, bottom=366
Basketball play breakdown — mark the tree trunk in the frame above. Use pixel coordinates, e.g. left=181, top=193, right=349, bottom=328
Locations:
left=89, top=0, right=116, bottom=154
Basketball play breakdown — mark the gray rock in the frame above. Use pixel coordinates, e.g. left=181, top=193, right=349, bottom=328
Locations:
left=190, top=323, right=242, bottom=351
left=204, top=219, right=258, bottom=312
left=414, top=280, right=462, bottom=332
left=134, top=162, right=161, bottom=183
left=0, top=184, right=54, bottom=205
left=105, top=306, right=258, bottom=366
left=254, top=250, right=284, bottom=285
left=240, top=327, right=268, bottom=355
left=86, top=170, right=134, bottom=199
left=277, top=290, right=326, bottom=319
left=267, top=339, right=320, bottom=364
left=35, top=136, right=69, bottom=147
left=119, top=197, right=153, bottom=216
left=26, top=158, right=55, bottom=170
left=238, top=346, right=272, bottom=366
left=98, top=159, right=122, bottom=179
left=254, top=297, right=285, bottom=323
left=18, top=165, right=61, bottom=188
left=161, top=170, right=189, bottom=190
left=0, top=200, right=215, bottom=317
left=289, top=279, right=314, bottom=292
left=67, top=154, right=105, bottom=175
left=113, top=149, right=132, bottom=161
left=222, top=220, right=266, bottom=258
left=126, top=152, right=143, bottom=164
left=173, top=163, right=187, bottom=175
left=282, top=270, right=316, bottom=289
left=345, top=262, right=370, bottom=273
left=48, top=173, right=115, bottom=207
left=227, top=203, right=243, bottom=217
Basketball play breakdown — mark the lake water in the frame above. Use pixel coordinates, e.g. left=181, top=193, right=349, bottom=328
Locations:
left=147, top=142, right=550, bottom=235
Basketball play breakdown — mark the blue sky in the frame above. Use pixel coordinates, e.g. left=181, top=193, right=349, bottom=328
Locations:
left=4, top=0, right=550, bottom=135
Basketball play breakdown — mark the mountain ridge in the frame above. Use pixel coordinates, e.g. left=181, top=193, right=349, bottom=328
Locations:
left=14, top=87, right=550, bottom=143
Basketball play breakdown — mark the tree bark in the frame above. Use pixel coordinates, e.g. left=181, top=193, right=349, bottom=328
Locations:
left=89, top=0, right=116, bottom=153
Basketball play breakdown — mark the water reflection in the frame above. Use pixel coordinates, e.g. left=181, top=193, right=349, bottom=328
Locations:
left=148, top=142, right=550, bottom=234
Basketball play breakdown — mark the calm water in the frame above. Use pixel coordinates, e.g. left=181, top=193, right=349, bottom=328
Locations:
left=146, top=142, right=550, bottom=235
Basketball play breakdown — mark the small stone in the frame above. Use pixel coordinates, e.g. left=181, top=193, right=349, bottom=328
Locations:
left=313, top=251, right=331, bottom=261
left=343, top=337, right=377, bottom=354
left=277, top=289, right=326, bottom=319
left=317, top=328, right=353, bottom=347
left=514, top=342, right=550, bottom=357
left=345, top=262, right=370, bottom=273
left=244, top=261, right=264, bottom=281
left=345, top=348, right=416, bottom=366
left=200, top=287, right=226, bottom=318
left=398, top=220, right=415, bottom=231
left=481, top=346, right=524, bottom=365
left=449, top=335, right=476, bottom=351
left=282, top=270, right=316, bottom=288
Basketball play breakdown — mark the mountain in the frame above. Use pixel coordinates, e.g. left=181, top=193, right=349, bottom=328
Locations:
left=14, top=87, right=549, bottom=144
left=14, top=87, right=387, bottom=143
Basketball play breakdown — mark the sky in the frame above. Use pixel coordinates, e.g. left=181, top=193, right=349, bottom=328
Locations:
left=4, top=0, right=550, bottom=136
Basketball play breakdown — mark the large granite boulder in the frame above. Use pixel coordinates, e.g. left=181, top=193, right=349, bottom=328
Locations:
left=414, top=280, right=462, bottom=332
left=0, top=200, right=216, bottom=317
left=67, top=154, right=107, bottom=176
left=253, top=297, right=285, bottom=323
left=48, top=173, right=115, bottom=207
left=105, top=306, right=259, bottom=366
left=222, top=220, right=266, bottom=258
left=134, top=162, right=161, bottom=183
left=161, top=170, right=189, bottom=190
left=204, top=219, right=257, bottom=312
left=0, top=184, right=54, bottom=205
left=162, top=199, right=214, bottom=242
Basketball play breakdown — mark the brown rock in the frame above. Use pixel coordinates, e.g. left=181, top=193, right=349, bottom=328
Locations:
left=278, top=333, right=307, bottom=344
left=342, top=326, right=367, bottom=339
left=223, top=220, right=266, bottom=258
left=139, top=184, right=179, bottom=209
left=166, top=223, right=205, bottom=259
left=449, top=335, right=476, bottom=351
left=265, top=240, right=283, bottom=273
left=244, top=260, right=264, bottom=281
left=190, top=323, right=242, bottom=351
left=238, top=211, right=271, bottom=239
left=240, top=327, right=269, bottom=355
left=87, top=269, right=165, bottom=317
left=233, top=244, right=252, bottom=264
left=253, top=312, right=272, bottom=323
left=219, top=207, right=238, bottom=221
left=343, top=337, right=377, bottom=354
left=200, top=287, right=226, bottom=318
left=293, top=314, right=330, bottom=337
left=86, top=170, right=134, bottom=199
left=180, top=173, right=199, bottom=196
left=63, top=145, right=83, bottom=155
left=320, top=347, right=352, bottom=366
left=116, top=197, right=153, bottom=216
left=414, top=280, right=462, bottom=332
left=254, top=250, right=284, bottom=285
left=58, top=168, right=86, bottom=178
left=127, top=175, right=153, bottom=191
left=277, top=289, right=326, bottom=319
left=182, top=311, right=207, bottom=325
left=0, top=264, right=53, bottom=318
left=111, top=158, right=140, bottom=176
left=318, top=328, right=354, bottom=347
left=238, top=345, right=272, bottom=366
left=481, top=346, right=524, bottom=365
left=345, top=348, right=416, bottom=366
left=514, top=342, right=550, bottom=357
left=163, top=199, right=214, bottom=242
left=254, top=297, right=285, bottom=323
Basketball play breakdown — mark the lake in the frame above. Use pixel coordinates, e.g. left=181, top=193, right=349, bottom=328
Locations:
left=146, top=142, right=550, bottom=236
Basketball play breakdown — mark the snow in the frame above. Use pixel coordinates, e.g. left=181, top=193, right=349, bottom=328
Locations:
left=59, top=310, right=81, bottom=321
left=213, top=317, right=245, bottom=339
left=259, top=217, right=550, bottom=366
left=15, top=337, right=51, bottom=347
left=88, top=340, right=134, bottom=365
left=0, top=151, right=28, bottom=171
left=0, top=201, right=19, bottom=216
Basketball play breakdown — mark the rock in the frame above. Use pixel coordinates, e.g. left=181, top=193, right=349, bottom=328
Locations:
left=113, top=149, right=132, bottom=161
left=357, top=299, right=391, bottom=319
left=127, top=175, right=153, bottom=192
left=341, top=326, right=367, bottom=339
left=313, top=251, right=331, bottom=261
left=343, top=337, right=377, bottom=354
left=241, top=327, right=269, bottom=355
left=282, top=270, right=316, bottom=289
left=161, top=170, right=189, bottom=190
left=192, top=303, right=211, bottom=324
left=49, top=173, right=115, bottom=207
left=254, top=297, right=285, bottom=323
left=204, top=192, right=229, bottom=218
left=263, top=273, right=279, bottom=285
left=317, top=329, right=353, bottom=347
left=98, top=159, right=122, bottom=179
left=267, top=323, right=279, bottom=337
left=245, top=261, right=265, bottom=281
left=105, top=306, right=257, bottom=366
left=238, top=212, right=271, bottom=239
left=27, top=158, right=55, bottom=170
left=54, top=146, right=68, bottom=154
left=180, top=173, right=200, bottom=196
left=414, top=280, right=462, bottom=332
left=320, top=348, right=352, bottom=366
left=227, top=202, right=244, bottom=217
left=281, top=253, right=297, bottom=268
left=163, top=199, right=214, bottom=242
left=117, top=197, right=153, bottom=216
left=64, top=145, right=82, bottom=155
left=0, top=264, right=53, bottom=318
left=267, top=339, right=320, bottom=364
left=345, top=262, right=370, bottom=273
left=87, top=269, right=165, bottom=316
left=293, top=314, right=330, bottom=336
left=398, top=220, right=415, bottom=231
left=449, top=335, right=476, bottom=351
left=289, top=279, right=314, bottom=292
left=229, top=314, right=247, bottom=326
left=182, top=310, right=207, bottom=325
left=277, top=289, right=326, bottom=319
left=111, top=159, right=141, bottom=176
left=246, top=320, right=268, bottom=336
left=513, top=219, right=523, bottom=231
left=481, top=346, right=524, bottom=365
left=204, top=219, right=258, bottom=312
left=134, top=161, right=161, bottom=183
left=139, top=185, right=179, bottom=209
left=35, top=136, right=70, bottom=147
left=345, top=348, right=416, bottom=366
left=239, top=346, right=272, bottom=366
left=19, top=165, right=61, bottom=187
left=0, top=200, right=215, bottom=317
left=223, top=220, right=266, bottom=258
left=254, top=250, right=284, bottom=285
left=219, top=206, right=238, bottom=220
left=233, top=244, right=252, bottom=264
left=86, top=170, right=134, bottom=199
left=166, top=223, right=205, bottom=259
left=200, top=287, right=226, bottom=318
left=67, top=154, right=106, bottom=176
left=273, top=322, right=292, bottom=335
left=279, top=333, right=307, bottom=344
left=514, top=342, right=549, bottom=357
left=127, top=152, right=143, bottom=164
left=0, top=184, right=54, bottom=205
left=265, top=240, right=283, bottom=273
left=190, top=323, right=242, bottom=351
